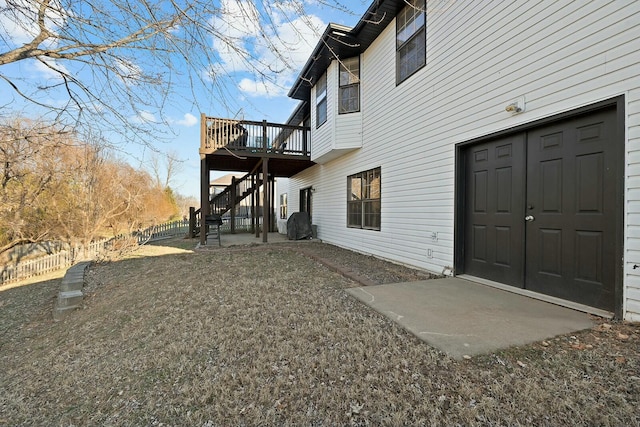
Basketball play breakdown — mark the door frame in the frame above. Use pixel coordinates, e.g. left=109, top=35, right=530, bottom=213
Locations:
left=454, top=96, right=625, bottom=318
left=300, top=186, right=313, bottom=222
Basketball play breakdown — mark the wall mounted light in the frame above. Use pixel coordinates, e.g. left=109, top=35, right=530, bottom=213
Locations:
left=505, top=96, right=526, bottom=114
left=505, top=103, right=522, bottom=113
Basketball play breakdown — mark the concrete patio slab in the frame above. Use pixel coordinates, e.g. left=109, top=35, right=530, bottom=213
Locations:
left=346, top=277, right=595, bottom=359
left=198, top=232, right=302, bottom=248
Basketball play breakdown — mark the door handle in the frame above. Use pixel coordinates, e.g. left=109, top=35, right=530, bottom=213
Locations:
left=525, top=215, right=535, bottom=222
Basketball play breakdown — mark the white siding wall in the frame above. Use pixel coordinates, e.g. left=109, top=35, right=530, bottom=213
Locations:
left=311, top=59, right=364, bottom=164
left=291, top=0, right=640, bottom=320
left=625, top=87, right=640, bottom=321
left=333, top=54, right=364, bottom=155
left=333, top=108, right=362, bottom=154
left=311, top=62, right=336, bottom=162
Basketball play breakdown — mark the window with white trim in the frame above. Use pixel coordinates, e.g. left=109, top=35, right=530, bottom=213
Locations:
left=316, top=72, right=327, bottom=127
left=396, top=0, right=426, bottom=84
left=347, top=167, right=381, bottom=230
left=339, top=57, right=360, bottom=114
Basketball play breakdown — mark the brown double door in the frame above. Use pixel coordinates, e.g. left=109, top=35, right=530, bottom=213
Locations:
left=463, top=106, right=618, bottom=312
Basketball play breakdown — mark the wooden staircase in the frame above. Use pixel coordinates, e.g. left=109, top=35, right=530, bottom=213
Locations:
left=197, top=114, right=313, bottom=244
left=190, top=161, right=266, bottom=238
left=209, top=171, right=262, bottom=217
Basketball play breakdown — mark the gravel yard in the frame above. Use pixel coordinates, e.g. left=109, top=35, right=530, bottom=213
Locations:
left=1, top=237, right=639, bottom=426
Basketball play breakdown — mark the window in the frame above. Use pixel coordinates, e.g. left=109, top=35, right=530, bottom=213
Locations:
left=396, top=0, right=426, bottom=84
left=339, top=57, right=360, bottom=114
left=347, top=167, right=381, bottom=230
left=316, top=72, right=327, bottom=127
left=279, top=193, right=287, bottom=219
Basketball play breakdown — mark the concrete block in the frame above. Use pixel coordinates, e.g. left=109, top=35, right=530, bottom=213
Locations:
left=53, top=262, right=90, bottom=321
left=60, top=277, right=83, bottom=292
left=53, top=305, right=79, bottom=321
left=57, top=290, right=83, bottom=308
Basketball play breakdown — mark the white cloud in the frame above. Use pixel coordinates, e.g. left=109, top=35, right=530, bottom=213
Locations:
left=208, top=0, right=325, bottom=99
left=30, top=56, right=70, bottom=80
left=212, top=0, right=262, bottom=40
left=115, top=58, right=143, bottom=80
left=258, top=13, right=325, bottom=74
left=176, top=113, right=198, bottom=127
left=132, top=110, right=157, bottom=124
left=0, top=0, right=67, bottom=46
left=209, top=0, right=261, bottom=73
left=238, top=78, right=287, bottom=98
left=139, top=111, right=156, bottom=122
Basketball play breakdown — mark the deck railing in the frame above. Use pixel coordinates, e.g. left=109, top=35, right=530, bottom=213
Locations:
left=201, top=116, right=310, bottom=157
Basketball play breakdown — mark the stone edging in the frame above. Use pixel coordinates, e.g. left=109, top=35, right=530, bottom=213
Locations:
left=294, top=247, right=379, bottom=287
left=53, top=261, right=92, bottom=321
left=196, top=241, right=380, bottom=287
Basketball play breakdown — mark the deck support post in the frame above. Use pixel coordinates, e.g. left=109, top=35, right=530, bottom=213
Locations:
left=270, top=176, right=276, bottom=232
left=262, top=157, right=269, bottom=243
left=255, top=170, right=260, bottom=239
left=230, top=176, right=236, bottom=234
left=251, top=173, right=256, bottom=234
left=200, top=157, right=208, bottom=246
left=188, top=207, right=196, bottom=238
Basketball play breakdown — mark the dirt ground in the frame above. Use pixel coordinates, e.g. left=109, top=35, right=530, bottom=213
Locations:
left=0, top=237, right=638, bottom=426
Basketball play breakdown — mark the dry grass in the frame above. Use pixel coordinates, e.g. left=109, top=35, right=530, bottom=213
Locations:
left=0, top=238, right=639, bottom=426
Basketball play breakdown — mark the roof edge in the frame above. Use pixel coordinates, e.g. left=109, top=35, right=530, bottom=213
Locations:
left=287, top=23, right=354, bottom=100
left=288, top=0, right=400, bottom=101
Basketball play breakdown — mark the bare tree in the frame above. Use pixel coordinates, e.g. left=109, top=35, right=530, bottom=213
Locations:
left=149, top=150, right=182, bottom=189
left=0, top=0, right=352, bottom=146
left=0, top=117, right=181, bottom=256
left=48, top=142, right=178, bottom=250
left=174, top=193, right=199, bottom=219
left=0, top=117, right=67, bottom=254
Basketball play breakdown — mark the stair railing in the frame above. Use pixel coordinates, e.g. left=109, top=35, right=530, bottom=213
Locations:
left=189, top=161, right=265, bottom=238
left=209, top=160, right=263, bottom=217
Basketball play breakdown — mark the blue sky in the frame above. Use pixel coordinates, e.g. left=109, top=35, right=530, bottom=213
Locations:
left=0, top=0, right=372, bottom=199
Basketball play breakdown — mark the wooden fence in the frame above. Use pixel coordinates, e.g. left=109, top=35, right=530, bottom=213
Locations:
left=0, top=220, right=190, bottom=286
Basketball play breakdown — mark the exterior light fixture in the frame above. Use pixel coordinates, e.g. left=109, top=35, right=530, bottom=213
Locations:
left=505, top=102, right=522, bottom=113
left=505, top=96, right=526, bottom=114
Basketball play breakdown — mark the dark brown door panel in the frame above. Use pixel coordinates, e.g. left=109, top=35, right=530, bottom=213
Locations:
left=525, top=108, right=617, bottom=311
left=463, top=134, right=526, bottom=287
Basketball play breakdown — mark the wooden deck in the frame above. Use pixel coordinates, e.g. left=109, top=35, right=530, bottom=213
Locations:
left=198, top=115, right=315, bottom=245
left=199, top=116, right=313, bottom=177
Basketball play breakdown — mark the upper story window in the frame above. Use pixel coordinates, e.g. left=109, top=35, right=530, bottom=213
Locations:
left=396, top=0, right=426, bottom=84
left=316, top=72, right=327, bottom=127
left=339, top=57, right=360, bottom=114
